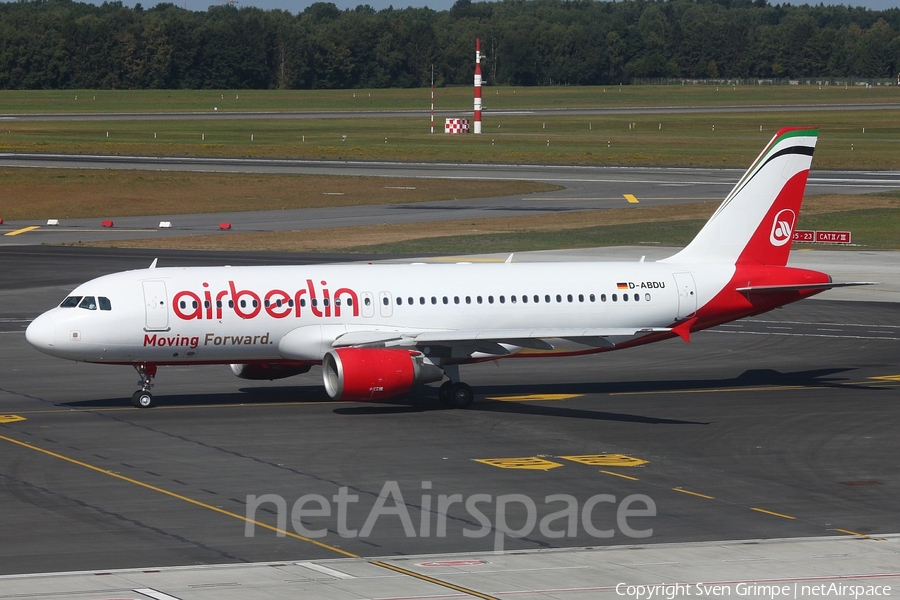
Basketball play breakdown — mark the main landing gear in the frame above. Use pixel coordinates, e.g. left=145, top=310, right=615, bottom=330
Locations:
left=132, top=363, right=157, bottom=408
left=437, top=365, right=474, bottom=409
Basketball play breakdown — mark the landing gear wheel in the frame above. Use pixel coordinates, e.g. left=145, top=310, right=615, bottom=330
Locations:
left=132, top=390, right=155, bottom=409
left=438, top=381, right=454, bottom=407
left=132, top=363, right=157, bottom=409
left=447, top=382, right=474, bottom=409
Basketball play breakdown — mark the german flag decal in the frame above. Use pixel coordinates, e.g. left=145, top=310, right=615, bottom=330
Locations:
left=617, top=282, right=628, bottom=290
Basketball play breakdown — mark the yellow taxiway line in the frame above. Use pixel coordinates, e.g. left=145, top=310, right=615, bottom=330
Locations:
left=4, top=225, right=40, bottom=236
left=751, top=507, right=797, bottom=520
left=600, top=470, right=640, bottom=481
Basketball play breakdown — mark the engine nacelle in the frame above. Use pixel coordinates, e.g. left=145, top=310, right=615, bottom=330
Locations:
left=322, top=348, right=444, bottom=401
left=230, top=362, right=312, bottom=381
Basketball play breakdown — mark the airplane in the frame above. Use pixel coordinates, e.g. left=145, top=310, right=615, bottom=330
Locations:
left=25, top=127, right=869, bottom=409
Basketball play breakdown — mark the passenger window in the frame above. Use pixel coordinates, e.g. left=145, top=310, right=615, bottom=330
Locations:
left=623, top=294, right=629, bottom=302
left=442, top=296, right=448, bottom=304
left=364, top=297, right=371, bottom=306
left=477, top=296, right=483, bottom=304
left=612, top=294, right=617, bottom=302
left=99, top=297, right=112, bottom=311
left=408, top=297, right=413, bottom=305
left=499, top=296, right=505, bottom=304
left=488, top=296, right=494, bottom=304
left=300, top=299, right=306, bottom=307
left=454, top=296, right=460, bottom=304
left=601, top=294, right=607, bottom=302
left=556, top=294, right=562, bottom=303
left=589, top=294, right=595, bottom=302
left=60, top=296, right=82, bottom=308
left=545, top=295, right=551, bottom=303
left=382, top=297, right=389, bottom=306
left=419, top=297, right=425, bottom=305
left=465, top=296, right=471, bottom=304
left=645, top=293, right=651, bottom=301
left=431, top=297, right=437, bottom=305
left=579, top=294, right=584, bottom=302
left=78, top=296, right=97, bottom=310
left=397, top=297, right=402, bottom=305
left=567, top=294, right=573, bottom=303
left=347, top=298, right=353, bottom=306
left=634, top=293, right=640, bottom=302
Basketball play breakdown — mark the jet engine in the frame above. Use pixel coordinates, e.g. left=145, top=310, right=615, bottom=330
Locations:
left=322, top=348, right=444, bottom=401
left=230, top=362, right=312, bottom=381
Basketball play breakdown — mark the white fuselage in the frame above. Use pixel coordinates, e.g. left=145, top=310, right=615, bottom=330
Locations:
left=27, top=261, right=734, bottom=365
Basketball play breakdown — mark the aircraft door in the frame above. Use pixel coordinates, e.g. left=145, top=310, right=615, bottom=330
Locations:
left=361, top=292, right=375, bottom=318
left=379, top=292, right=393, bottom=318
left=673, top=272, right=697, bottom=319
left=143, top=281, right=169, bottom=331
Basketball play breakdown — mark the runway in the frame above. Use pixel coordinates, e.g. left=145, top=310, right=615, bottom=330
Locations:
left=1, top=247, right=898, bottom=584
left=2, top=154, right=899, bottom=246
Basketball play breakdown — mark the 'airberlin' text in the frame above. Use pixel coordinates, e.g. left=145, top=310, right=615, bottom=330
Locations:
left=173, top=280, right=360, bottom=321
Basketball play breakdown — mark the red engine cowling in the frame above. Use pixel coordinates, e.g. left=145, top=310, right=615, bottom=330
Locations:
left=230, top=362, right=312, bottom=381
left=322, top=348, right=444, bottom=401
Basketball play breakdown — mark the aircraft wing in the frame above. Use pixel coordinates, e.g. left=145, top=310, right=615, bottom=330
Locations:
left=333, top=327, right=671, bottom=352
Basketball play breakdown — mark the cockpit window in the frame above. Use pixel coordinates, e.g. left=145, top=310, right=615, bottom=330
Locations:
left=60, top=296, right=82, bottom=308
left=99, top=297, right=112, bottom=311
left=78, top=296, right=97, bottom=310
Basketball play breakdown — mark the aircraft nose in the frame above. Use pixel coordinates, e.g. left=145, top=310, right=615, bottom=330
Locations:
left=26, top=313, right=56, bottom=352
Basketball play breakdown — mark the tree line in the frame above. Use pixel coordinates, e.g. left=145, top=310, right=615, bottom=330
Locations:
left=1, top=0, right=899, bottom=89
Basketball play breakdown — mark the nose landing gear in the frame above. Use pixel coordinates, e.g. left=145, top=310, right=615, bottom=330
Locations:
left=132, top=363, right=157, bottom=408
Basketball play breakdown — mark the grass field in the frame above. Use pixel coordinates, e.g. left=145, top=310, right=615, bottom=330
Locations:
left=4, top=112, right=900, bottom=169
left=2, top=86, right=900, bottom=168
left=0, top=168, right=556, bottom=221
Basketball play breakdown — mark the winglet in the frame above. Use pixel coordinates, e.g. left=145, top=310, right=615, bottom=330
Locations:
left=672, top=318, right=697, bottom=343
left=149, top=258, right=158, bottom=269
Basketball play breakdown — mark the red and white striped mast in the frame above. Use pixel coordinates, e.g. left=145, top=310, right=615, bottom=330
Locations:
left=473, top=38, right=482, bottom=134
left=430, top=64, right=434, bottom=134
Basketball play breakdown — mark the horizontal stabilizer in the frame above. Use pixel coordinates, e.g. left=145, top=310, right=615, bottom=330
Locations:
left=736, top=282, right=875, bottom=294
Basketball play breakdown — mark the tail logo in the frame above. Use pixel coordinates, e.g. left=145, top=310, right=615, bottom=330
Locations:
left=769, top=209, right=796, bottom=247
